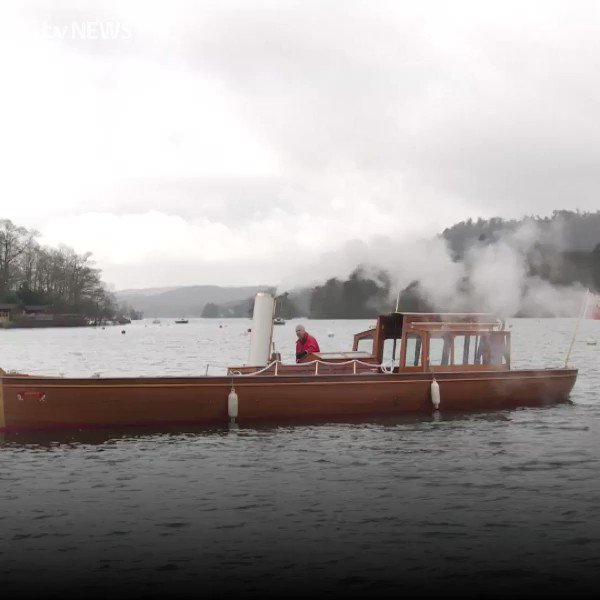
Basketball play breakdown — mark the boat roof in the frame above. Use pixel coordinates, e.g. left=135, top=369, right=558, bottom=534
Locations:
left=391, top=312, right=495, bottom=318
left=396, top=313, right=501, bottom=329
left=354, top=312, right=503, bottom=339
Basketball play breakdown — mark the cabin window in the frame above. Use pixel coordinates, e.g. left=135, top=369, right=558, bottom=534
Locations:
left=404, top=333, right=422, bottom=367
left=453, top=334, right=477, bottom=365
left=484, top=333, right=508, bottom=365
left=382, top=338, right=400, bottom=368
left=356, top=337, right=374, bottom=354
left=453, top=333, right=508, bottom=366
left=429, top=334, right=452, bottom=366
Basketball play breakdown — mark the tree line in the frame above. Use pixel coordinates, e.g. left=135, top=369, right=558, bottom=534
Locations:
left=0, top=219, right=119, bottom=319
left=201, top=269, right=394, bottom=319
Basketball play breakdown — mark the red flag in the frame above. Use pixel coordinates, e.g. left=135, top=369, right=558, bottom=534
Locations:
left=584, top=291, right=600, bottom=320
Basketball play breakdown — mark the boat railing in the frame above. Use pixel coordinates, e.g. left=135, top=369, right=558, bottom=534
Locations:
left=230, top=359, right=395, bottom=377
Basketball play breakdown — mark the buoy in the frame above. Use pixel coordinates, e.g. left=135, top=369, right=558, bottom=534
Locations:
left=121, top=330, right=126, bottom=334
left=228, top=386, right=239, bottom=422
left=431, top=378, right=440, bottom=410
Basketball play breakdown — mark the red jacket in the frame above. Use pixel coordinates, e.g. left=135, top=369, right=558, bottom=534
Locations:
left=296, top=333, right=320, bottom=361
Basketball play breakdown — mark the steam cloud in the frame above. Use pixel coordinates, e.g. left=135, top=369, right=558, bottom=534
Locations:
left=283, top=218, right=587, bottom=317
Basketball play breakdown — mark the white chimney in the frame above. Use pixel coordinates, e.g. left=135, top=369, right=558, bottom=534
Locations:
left=247, top=293, right=275, bottom=366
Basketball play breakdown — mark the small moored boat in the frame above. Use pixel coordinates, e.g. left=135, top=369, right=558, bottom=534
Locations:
left=0, top=295, right=578, bottom=432
left=175, top=318, right=189, bottom=324
left=273, top=317, right=285, bottom=325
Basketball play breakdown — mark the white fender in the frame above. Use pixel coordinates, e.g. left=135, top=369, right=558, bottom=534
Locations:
left=228, top=386, right=239, bottom=420
left=431, top=378, right=440, bottom=410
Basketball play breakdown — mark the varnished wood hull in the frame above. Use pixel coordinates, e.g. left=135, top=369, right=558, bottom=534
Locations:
left=0, top=369, right=577, bottom=432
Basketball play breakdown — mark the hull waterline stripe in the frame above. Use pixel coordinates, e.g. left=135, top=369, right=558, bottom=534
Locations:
left=2, top=373, right=575, bottom=391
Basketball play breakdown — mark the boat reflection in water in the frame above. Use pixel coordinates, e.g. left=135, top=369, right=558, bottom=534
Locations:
left=0, top=294, right=577, bottom=433
left=0, top=412, right=516, bottom=448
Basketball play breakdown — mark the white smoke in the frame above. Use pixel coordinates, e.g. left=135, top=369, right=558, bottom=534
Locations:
left=282, top=218, right=587, bottom=317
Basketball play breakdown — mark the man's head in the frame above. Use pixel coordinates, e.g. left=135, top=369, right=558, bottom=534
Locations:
left=295, top=325, right=306, bottom=339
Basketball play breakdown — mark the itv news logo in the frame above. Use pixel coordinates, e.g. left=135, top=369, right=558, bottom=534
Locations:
left=33, top=20, right=133, bottom=41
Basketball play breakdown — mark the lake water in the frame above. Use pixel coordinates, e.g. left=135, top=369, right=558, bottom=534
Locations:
left=1, top=318, right=600, bottom=598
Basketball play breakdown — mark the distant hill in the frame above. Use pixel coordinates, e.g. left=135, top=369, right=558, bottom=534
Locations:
left=116, top=286, right=180, bottom=298
left=201, top=287, right=310, bottom=318
left=114, top=285, right=271, bottom=317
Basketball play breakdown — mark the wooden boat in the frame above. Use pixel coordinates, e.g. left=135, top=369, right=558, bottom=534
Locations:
left=0, top=312, right=577, bottom=432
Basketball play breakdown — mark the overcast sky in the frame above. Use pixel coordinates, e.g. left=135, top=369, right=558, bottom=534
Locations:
left=1, top=0, right=599, bottom=290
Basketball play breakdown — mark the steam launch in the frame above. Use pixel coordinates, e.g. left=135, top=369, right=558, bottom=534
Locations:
left=0, top=293, right=578, bottom=432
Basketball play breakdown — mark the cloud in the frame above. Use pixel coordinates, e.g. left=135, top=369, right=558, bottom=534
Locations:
left=2, top=0, right=600, bottom=288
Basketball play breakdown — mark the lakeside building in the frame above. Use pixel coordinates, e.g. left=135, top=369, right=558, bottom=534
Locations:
left=0, top=304, right=87, bottom=328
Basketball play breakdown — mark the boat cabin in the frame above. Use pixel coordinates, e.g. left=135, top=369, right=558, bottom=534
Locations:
left=297, top=313, right=510, bottom=373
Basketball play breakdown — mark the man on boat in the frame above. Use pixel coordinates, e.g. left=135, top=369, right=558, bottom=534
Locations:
left=295, top=325, right=320, bottom=362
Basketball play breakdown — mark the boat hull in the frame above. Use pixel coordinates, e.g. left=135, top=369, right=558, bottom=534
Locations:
left=0, top=369, right=577, bottom=432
